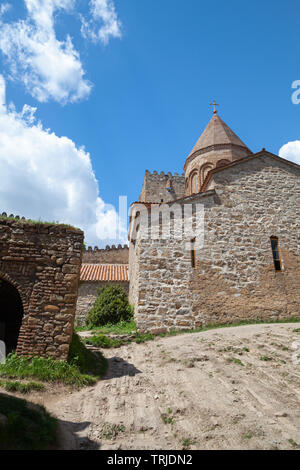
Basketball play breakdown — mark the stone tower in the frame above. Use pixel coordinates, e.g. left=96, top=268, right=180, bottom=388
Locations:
left=184, top=110, right=252, bottom=195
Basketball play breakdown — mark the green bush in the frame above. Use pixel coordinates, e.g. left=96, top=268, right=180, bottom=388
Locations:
left=87, top=284, right=133, bottom=327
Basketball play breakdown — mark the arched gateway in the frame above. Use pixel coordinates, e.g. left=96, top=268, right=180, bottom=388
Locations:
left=0, top=214, right=84, bottom=360
left=0, top=278, right=24, bottom=353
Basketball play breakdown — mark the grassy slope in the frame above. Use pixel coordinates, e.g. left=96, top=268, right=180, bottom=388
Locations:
left=0, top=333, right=108, bottom=388
left=81, top=317, right=300, bottom=349
left=0, top=394, right=57, bottom=450
left=76, top=319, right=137, bottom=335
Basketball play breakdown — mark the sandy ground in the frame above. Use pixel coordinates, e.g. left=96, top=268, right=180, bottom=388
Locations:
left=7, top=323, right=300, bottom=450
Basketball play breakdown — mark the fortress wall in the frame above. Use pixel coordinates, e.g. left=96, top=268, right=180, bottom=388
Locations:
left=139, top=170, right=186, bottom=203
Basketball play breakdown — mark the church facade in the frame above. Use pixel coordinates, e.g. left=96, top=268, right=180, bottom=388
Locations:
left=128, top=110, right=300, bottom=333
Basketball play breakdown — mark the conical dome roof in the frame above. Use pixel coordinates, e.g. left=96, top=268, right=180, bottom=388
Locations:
left=184, top=113, right=252, bottom=169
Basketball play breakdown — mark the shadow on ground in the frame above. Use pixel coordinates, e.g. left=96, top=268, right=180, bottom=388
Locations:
left=57, top=418, right=100, bottom=450
left=0, top=391, right=99, bottom=450
left=103, top=356, right=142, bottom=380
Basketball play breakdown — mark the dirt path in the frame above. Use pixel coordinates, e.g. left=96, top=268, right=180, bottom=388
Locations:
left=46, top=323, right=300, bottom=450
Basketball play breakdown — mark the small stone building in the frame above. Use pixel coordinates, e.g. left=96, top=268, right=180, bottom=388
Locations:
left=76, top=246, right=129, bottom=325
left=129, top=111, right=300, bottom=333
left=0, top=214, right=83, bottom=359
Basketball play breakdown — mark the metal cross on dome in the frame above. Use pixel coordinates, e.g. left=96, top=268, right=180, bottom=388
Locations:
left=209, top=100, right=219, bottom=114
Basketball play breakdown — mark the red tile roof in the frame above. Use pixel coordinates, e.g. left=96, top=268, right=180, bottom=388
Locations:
left=80, top=264, right=129, bottom=282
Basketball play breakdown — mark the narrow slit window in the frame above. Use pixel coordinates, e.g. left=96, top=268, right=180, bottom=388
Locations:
left=191, top=238, right=196, bottom=268
left=270, top=237, right=281, bottom=271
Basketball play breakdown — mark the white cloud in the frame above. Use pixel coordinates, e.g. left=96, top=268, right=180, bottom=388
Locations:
left=279, top=141, right=300, bottom=166
left=0, top=3, right=11, bottom=17
left=81, top=0, right=122, bottom=45
left=0, top=0, right=91, bottom=104
left=0, top=0, right=122, bottom=103
left=0, top=76, right=127, bottom=246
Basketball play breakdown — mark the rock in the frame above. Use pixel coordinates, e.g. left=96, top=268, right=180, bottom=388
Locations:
left=44, top=305, right=59, bottom=313
left=275, top=412, right=288, bottom=418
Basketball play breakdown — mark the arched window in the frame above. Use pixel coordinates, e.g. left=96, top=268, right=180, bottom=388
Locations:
left=200, top=163, right=214, bottom=187
left=191, top=173, right=198, bottom=194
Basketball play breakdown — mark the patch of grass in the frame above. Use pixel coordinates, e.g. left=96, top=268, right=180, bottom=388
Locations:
left=182, top=438, right=195, bottom=448
left=0, top=353, right=96, bottom=387
left=85, top=335, right=126, bottom=349
left=243, top=432, right=254, bottom=439
left=293, top=328, right=300, bottom=333
left=0, top=333, right=107, bottom=387
left=163, top=317, right=300, bottom=339
left=101, top=423, right=125, bottom=440
left=134, top=332, right=155, bottom=344
left=76, top=319, right=137, bottom=335
left=0, top=379, right=44, bottom=394
left=227, top=358, right=244, bottom=366
left=84, top=331, right=155, bottom=349
left=0, top=394, right=57, bottom=450
left=0, top=215, right=76, bottom=230
left=80, top=317, right=300, bottom=350
left=288, top=438, right=299, bottom=448
left=259, top=356, right=272, bottom=361
left=68, top=332, right=107, bottom=378
left=161, top=412, right=174, bottom=425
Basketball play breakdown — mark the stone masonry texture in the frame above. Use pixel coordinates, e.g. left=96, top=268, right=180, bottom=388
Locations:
left=139, top=171, right=186, bottom=203
left=129, top=154, right=300, bottom=333
left=82, top=245, right=129, bottom=264
left=0, top=216, right=83, bottom=360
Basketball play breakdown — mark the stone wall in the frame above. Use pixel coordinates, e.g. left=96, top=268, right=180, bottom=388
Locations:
left=139, top=170, right=185, bottom=203
left=82, top=245, right=129, bottom=264
left=76, top=281, right=129, bottom=325
left=0, top=215, right=83, bottom=359
left=129, top=155, right=300, bottom=333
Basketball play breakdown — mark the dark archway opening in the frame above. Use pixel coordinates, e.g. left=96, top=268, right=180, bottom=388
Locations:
left=0, top=279, right=24, bottom=354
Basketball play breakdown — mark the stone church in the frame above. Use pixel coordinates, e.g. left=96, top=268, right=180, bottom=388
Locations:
left=1, top=108, right=299, bottom=359
left=128, top=108, right=300, bottom=333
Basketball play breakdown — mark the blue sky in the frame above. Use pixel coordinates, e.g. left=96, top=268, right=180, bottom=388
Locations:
left=0, top=0, right=300, bottom=246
